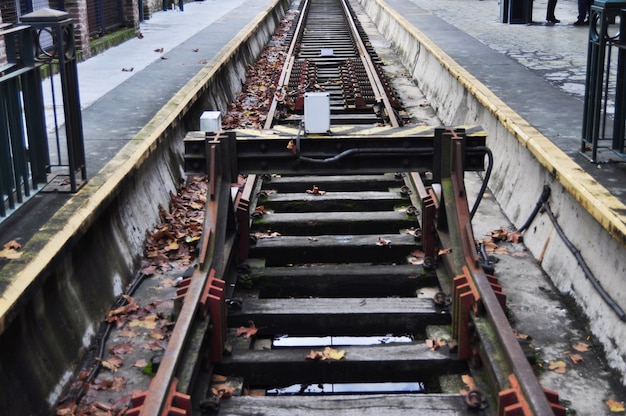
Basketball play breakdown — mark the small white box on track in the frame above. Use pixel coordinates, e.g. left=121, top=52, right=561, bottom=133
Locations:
left=304, top=92, right=330, bottom=134
left=200, top=111, right=222, bottom=132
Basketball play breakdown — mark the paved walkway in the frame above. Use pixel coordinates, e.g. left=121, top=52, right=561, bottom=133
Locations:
left=396, top=0, right=626, bottom=200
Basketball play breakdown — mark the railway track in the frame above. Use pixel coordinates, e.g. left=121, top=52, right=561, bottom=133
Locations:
left=67, top=0, right=570, bottom=415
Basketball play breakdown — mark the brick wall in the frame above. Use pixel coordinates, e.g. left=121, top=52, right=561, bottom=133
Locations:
left=123, top=0, right=139, bottom=30
left=63, top=0, right=91, bottom=59
left=143, top=0, right=164, bottom=20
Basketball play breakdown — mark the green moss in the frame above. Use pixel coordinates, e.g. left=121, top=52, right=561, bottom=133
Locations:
left=89, top=28, right=137, bottom=58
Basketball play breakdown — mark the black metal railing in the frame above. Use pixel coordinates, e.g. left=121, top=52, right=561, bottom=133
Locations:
left=1, top=9, right=87, bottom=221
left=582, top=0, right=626, bottom=162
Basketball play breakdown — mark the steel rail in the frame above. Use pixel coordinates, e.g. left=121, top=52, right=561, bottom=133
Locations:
left=264, top=0, right=400, bottom=128
left=134, top=136, right=237, bottom=416
left=437, top=131, right=562, bottom=415
left=338, top=0, right=400, bottom=127
left=263, top=0, right=309, bottom=130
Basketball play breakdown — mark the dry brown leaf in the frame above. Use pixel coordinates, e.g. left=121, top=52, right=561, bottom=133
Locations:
left=236, top=321, right=259, bottom=338
left=606, top=399, right=626, bottom=412
left=376, top=237, right=391, bottom=246
left=287, top=140, right=297, bottom=154
left=569, top=353, right=584, bottom=364
left=490, top=228, right=510, bottom=241
left=3, top=240, right=21, bottom=250
left=211, top=384, right=236, bottom=399
left=0, top=248, right=22, bottom=259
left=305, top=347, right=345, bottom=360
left=305, top=349, right=324, bottom=360
left=306, top=185, right=326, bottom=195
left=133, top=359, right=148, bottom=368
left=109, top=342, right=134, bottom=355
left=438, top=247, right=452, bottom=255
left=548, top=360, right=567, bottom=374
left=572, top=341, right=590, bottom=352
left=426, top=338, right=447, bottom=350
left=129, top=317, right=158, bottom=329
left=461, top=374, right=476, bottom=390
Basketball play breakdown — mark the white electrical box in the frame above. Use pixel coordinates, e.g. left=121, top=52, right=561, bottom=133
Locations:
left=200, top=111, right=222, bottom=132
left=304, top=92, right=330, bottom=134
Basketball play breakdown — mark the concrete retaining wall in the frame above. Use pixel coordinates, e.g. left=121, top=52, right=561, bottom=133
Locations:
left=359, top=0, right=626, bottom=385
left=0, top=0, right=288, bottom=413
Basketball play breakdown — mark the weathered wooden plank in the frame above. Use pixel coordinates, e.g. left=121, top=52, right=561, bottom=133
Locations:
left=217, top=343, right=466, bottom=386
left=258, top=191, right=409, bottom=212
left=250, top=233, right=419, bottom=265
left=261, top=174, right=403, bottom=192
left=250, top=263, right=438, bottom=298
left=228, top=297, right=450, bottom=335
left=219, top=394, right=468, bottom=416
left=251, top=211, right=418, bottom=235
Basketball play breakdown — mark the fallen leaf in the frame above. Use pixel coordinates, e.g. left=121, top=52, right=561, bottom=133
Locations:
left=133, top=359, right=148, bottom=368
left=129, top=316, right=158, bottom=329
left=193, top=48, right=199, bottom=52
left=97, top=355, right=123, bottom=372
left=154, top=47, right=164, bottom=53
left=0, top=248, right=22, bottom=259
left=376, top=237, right=391, bottom=246
left=438, top=247, right=452, bottom=255
left=323, top=346, right=345, bottom=360
left=3, top=240, right=21, bottom=250
left=305, top=347, right=345, bottom=360
left=548, top=360, right=567, bottom=374
left=426, top=338, right=447, bottom=351
left=490, top=228, right=510, bottom=241
left=211, top=384, right=236, bottom=399
left=606, top=399, right=626, bottom=412
left=572, top=341, right=590, bottom=352
left=109, top=342, right=134, bottom=355
left=236, top=321, right=259, bottom=338
left=122, top=67, right=134, bottom=72
left=305, top=350, right=324, bottom=360
left=287, top=140, right=297, bottom=154
left=461, top=374, right=476, bottom=391
left=306, top=185, right=326, bottom=195
left=569, top=353, right=583, bottom=364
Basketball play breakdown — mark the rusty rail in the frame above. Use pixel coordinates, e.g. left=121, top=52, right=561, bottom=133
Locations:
left=435, top=129, right=565, bottom=415
left=128, top=133, right=238, bottom=416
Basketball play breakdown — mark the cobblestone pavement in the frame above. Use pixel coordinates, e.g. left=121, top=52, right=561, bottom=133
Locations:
left=409, top=0, right=592, bottom=98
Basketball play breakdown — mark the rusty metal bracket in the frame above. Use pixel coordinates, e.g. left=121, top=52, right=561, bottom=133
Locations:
left=234, top=174, right=257, bottom=261
left=128, top=378, right=191, bottom=416
left=498, top=374, right=566, bottom=416
left=199, top=269, right=227, bottom=363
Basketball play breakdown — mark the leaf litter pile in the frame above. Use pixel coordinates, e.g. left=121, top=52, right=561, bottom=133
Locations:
left=56, top=176, right=208, bottom=416
left=221, top=10, right=300, bottom=130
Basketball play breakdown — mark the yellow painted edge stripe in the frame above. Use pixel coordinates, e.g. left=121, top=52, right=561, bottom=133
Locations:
left=377, top=0, right=626, bottom=247
left=0, top=0, right=283, bottom=333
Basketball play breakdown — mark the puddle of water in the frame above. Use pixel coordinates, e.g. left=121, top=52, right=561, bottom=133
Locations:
left=272, top=334, right=413, bottom=347
left=267, top=381, right=425, bottom=395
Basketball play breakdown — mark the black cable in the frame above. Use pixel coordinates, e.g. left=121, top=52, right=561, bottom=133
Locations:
left=517, top=186, right=626, bottom=321
left=515, top=185, right=551, bottom=233
left=542, top=201, right=626, bottom=322
left=470, top=146, right=493, bottom=220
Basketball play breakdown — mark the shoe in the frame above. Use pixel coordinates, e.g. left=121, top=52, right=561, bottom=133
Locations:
left=547, top=18, right=560, bottom=23
left=584, top=19, right=590, bottom=25
left=573, top=19, right=585, bottom=26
